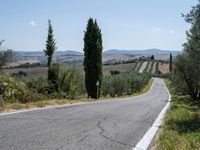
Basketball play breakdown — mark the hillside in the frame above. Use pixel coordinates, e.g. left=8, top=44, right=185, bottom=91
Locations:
left=103, top=49, right=181, bottom=55
left=7, top=49, right=177, bottom=68
left=4, top=61, right=170, bottom=78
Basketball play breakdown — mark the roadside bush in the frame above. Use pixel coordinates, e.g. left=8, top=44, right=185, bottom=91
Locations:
left=12, top=71, right=27, bottom=77
left=101, top=76, right=111, bottom=97
left=102, top=72, right=150, bottom=97
left=173, top=54, right=200, bottom=100
left=110, top=75, right=128, bottom=97
left=26, top=77, right=51, bottom=94
left=110, top=70, right=120, bottom=76
left=19, top=91, right=45, bottom=103
left=27, top=64, right=85, bottom=99
left=0, top=73, right=43, bottom=103
left=0, top=73, right=26, bottom=103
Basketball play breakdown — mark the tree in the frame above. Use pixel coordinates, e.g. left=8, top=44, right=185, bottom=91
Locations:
left=44, top=20, right=57, bottom=81
left=169, top=53, right=172, bottom=72
left=174, top=1, right=200, bottom=100
left=174, top=54, right=200, bottom=99
left=83, top=18, right=103, bottom=99
left=150, top=55, right=155, bottom=61
left=0, top=40, right=14, bottom=69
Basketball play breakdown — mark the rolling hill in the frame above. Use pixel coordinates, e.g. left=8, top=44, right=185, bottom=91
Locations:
left=8, top=49, right=179, bottom=68
left=103, top=49, right=181, bottom=55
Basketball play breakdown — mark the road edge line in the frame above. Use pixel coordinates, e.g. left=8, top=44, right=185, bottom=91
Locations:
left=133, top=79, right=171, bottom=150
left=0, top=78, right=155, bottom=116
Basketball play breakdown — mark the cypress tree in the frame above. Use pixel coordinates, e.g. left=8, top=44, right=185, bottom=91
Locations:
left=44, top=20, right=57, bottom=81
left=83, top=18, right=103, bottom=99
left=169, top=53, right=172, bottom=72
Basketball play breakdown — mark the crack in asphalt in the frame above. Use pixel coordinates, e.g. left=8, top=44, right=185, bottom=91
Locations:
left=96, top=119, right=133, bottom=148
left=76, top=128, right=93, bottom=144
left=77, top=134, right=89, bottom=144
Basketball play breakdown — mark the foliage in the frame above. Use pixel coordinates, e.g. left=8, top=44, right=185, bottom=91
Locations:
left=0, top=73, right=43, bottom=103
left=48, top=64, right=60, bottom=92
left=149, top=61, right=155, bottom=73
left=44, top=20, right=57, bottom=81
left=110, top=70, right=120, bottom=76
left=136, top=62, right=143, bottom=72
left=83, top=18, right=103, bottom=99
left=26, top=77, right=51, bottom=95
left=173, top=54, right=200, bottom=99
left=27, top=64, right=84, bottom=99
left=154, top=62, right=161, bottom=75
left=151, top=55, right=155, bottom=60
left=169, top=53, right=173, bottom=72
left=143, top=61, right=150, bottom=73
left=173, top=2, right=200, bottom=100
left=102, top=72, right=150, bottom=97
left=0, top=40, right=14, bottom=69
left=12, top=71, right=27, bottom=77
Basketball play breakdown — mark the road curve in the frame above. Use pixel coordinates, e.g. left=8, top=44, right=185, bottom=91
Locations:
left=0, top=78, right=168, bottom=150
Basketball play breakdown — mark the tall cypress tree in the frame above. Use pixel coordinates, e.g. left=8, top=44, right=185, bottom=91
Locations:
left=83, top=18, right=103, bottom=99
left=44, top=20, right=57, bottom=81
left=169, top=53, right=172, bottom=72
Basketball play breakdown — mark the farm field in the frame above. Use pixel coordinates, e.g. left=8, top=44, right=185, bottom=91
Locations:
left=3, top=61, right=170, bottom=78
left=159, top=63, right=170, bottom=74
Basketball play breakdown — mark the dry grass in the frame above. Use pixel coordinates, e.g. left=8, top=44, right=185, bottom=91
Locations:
left=0, top=98, right=93, bottom=113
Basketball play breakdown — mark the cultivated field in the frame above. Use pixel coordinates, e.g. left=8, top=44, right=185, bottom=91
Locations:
left=158, top=62, right=170, bottom=74
left=3, top=61, right=170, bottom=78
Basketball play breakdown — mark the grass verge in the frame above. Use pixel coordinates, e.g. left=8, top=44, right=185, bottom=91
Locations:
left=0, top=79, right=153, bottom=113
left=152, top=79, right=200, bottom=150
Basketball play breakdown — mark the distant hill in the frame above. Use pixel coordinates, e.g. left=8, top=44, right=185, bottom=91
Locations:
left=103, top=49, right=182, bottom=55
left=9, top=49, right=180, bottom=67
left=15, top=50, right=83, bottom=57
left=14, top=49, right=181, bottom=57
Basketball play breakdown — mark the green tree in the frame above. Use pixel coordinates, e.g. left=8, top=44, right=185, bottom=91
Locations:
left=150, top=55, right=155, bottom=61
left=83, top=18, right=103, bottom=99
left=174, top=1, right=200, bottom=100
left=0, top=40, right=14, bottom=69
left=169, top=53, right=172, bottom=72
left=44, top=20, right=57, bottom=81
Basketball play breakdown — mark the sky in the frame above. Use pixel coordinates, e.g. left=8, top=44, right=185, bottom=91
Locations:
left=0, top=0, right=197, bottom=52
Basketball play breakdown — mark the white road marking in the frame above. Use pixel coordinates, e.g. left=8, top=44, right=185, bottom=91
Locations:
left=133, top=79, right=171, bottom=150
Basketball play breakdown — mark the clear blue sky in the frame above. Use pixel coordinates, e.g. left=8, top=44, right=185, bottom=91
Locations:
left=0, top=0, right=197, bottom=51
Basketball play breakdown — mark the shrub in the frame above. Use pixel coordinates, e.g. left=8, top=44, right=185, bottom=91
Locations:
left=19, top=91, right=45, bottom=103
left=110, top=70, right=120, bottom=76
left=0, top=73, right=26, bottom=103
left=12, top=71, right=27, bottom=77
left=102, top=72, right=150, bottom=97
left=26, top=64, right=85, bottom=99
left=0, top=73, right=43, bottom=103
left=101, top=76, right=111, bottom=97
left=18, top=71, right=27, bottom=76
left=26, top=77, right=51, bottom=94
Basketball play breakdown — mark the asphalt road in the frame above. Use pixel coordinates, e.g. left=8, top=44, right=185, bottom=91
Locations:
left=0, top=78, right=169, bottom=150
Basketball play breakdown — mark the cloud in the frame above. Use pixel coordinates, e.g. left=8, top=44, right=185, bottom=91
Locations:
left=169, top=30, right=175, bottom=34
left=29, top=21, right=37, bottom=27
left=152, top=27, right=162, bottom=32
